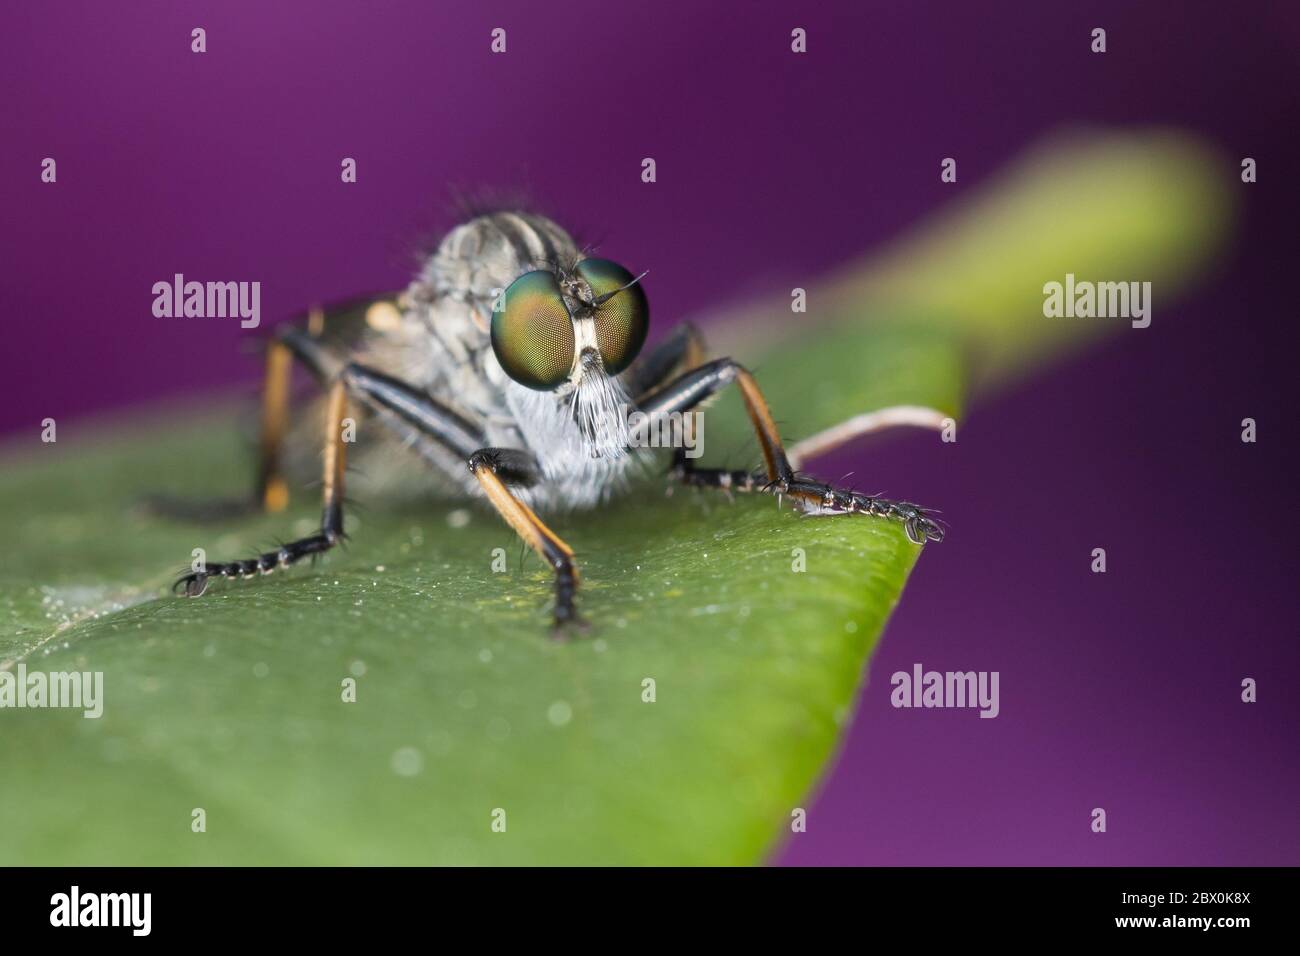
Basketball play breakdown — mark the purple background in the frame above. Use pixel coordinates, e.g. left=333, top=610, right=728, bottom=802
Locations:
left=3, top=1, right=1297, bottom=864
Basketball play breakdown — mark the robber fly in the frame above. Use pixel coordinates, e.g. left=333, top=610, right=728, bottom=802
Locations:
left=172, top=210, right=944, bottom=632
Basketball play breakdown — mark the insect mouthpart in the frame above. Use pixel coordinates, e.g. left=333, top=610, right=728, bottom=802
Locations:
left=569, top=348, right=631, bottom=459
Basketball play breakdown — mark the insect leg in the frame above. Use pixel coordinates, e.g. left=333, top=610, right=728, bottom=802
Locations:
left=176, top=360, right=489, bottom=597
left=142, top=319, right=338, bottom=522
left=339, top=363, right=484, bottom=459
left=251, top=294, right=409, bottom=508
left=254, top=338, right=294, bottom=512
left=252, top=321, right=347, bottom=512
left=785, top=405, right=950, bottom=471
left=467, top=449, right=582, bottom=633
left=324, top=365, right=579, bottom=630
left=638, top=359, right=793, bottom=482
left=635, top=359, right=945, bottom=544
left=633, top=335, right=946, bottom=470
left=176, top=378, right=351, bottom=596
left=629, top=322, right=708, bottom=402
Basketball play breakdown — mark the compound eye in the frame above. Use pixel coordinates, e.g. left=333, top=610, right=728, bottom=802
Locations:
left=491, top=271, right=575, bottom=390
left=576, top=258, right=649, bottom=376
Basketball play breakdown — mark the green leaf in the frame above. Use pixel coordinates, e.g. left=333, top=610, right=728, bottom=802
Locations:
left=0, top=129, right=1232, bottom=865
left=0, top=403, right=922, bottom=865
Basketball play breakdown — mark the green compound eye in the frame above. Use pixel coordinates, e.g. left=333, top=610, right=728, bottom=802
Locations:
left=491, top=271, right=576, bottom=390
left=575, top=258, right=649, bottom=376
